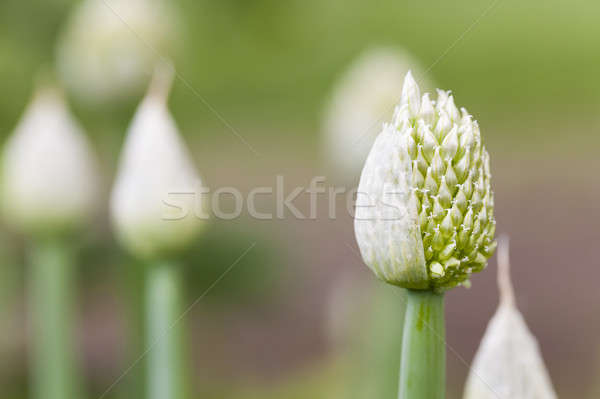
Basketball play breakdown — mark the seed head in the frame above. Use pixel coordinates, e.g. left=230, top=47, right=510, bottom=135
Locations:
left=354, top=72, right=496, bottom=291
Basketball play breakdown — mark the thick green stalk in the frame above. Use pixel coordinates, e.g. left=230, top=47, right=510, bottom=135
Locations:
left=29, top=237, right=81, bottom=399
left=398, top=289, right=445, bottom=399
left=146, top=261, right=187, bottom=399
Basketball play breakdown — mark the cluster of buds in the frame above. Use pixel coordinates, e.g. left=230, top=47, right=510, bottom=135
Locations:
left=355, top=72, right=496, bottom=291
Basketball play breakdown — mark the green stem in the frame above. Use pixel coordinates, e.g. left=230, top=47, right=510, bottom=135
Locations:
left=398, top=289, right=445, bottom=399
left=146, top=260, right=187, bottom=399
left=29, top=237, right=81, bottom=399
left=118, top=259, right=147, bottom=399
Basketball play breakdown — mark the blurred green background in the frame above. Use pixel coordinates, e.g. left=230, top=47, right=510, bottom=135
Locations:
left=0, top=0, right=599, bottom=398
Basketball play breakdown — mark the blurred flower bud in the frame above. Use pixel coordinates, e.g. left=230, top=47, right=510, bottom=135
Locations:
left=56, top=0, right=178, bottom=104
left=322, top=47, right=433, bottom=180
left=110, top=64, right=206, bottom=260
left=463, top=236, right=557, bottom=399
left=2, top=83, right=99, bottom=235
left=354, top=72, right=495, bottom=291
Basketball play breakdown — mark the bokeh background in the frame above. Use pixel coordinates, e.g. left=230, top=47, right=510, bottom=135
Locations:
left=0, top=0, right=599, bottom=398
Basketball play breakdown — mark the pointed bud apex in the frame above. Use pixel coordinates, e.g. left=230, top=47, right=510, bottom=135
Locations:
left=445, top=161, right=459, bottom=194
left=405, top=130, right=417, bottom=159
left=2, top=83, right=99, bottom=234
left=419, top=121, right=437, bottom=162
left=434, top=111, right=451, bottom=141
left=440, top=212, right=454, bottom=238
left=430, top=261, right=445, bottom=278
left=441, top=125, right=459, bottom=160
left=420, top=93, right=435, bottom=125
left=425, top=167, right=439, bottom=194
left=455, top=149, right=471, bottom=182
left=110, top=65, right=206, bottom=259
left=400, top=71, right=421, bottom=117
left=438, top=177, right=452, bottom=209
left=436, top=89, right=449, bottom=111
left=431, top=148, right=445, bottom=178
left=432, top=195, right=445, bottom=220
left=460, top=121, right=476, bottom=152
left=439, top=240, right=457, bottom=261
left=445, top=95, right=460, bottom=122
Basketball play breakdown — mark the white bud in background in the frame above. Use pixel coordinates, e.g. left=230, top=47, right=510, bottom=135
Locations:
left=110, top=64, right=206, bottom=260
left=2, top=84, right=99, bottom=234
left=322, top=47, right=433, bottom=180
left=56, top=0, right=178, bottom=103
left=463, top=236, right=557, bottom=399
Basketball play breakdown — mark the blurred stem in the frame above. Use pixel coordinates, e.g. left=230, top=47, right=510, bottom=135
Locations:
left=0, top=233, right=18, bottom=348
left=398, top=290, right=445, bottom=399
left=146, top=260, right=187, bottom=399
left=29, top=237, right=81, bottom=399
left=118, top=259, right=147, bottom=399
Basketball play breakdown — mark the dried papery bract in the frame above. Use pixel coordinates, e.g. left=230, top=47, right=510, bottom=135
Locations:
left=56, top=0, right=177, bottom=103
left=323, top=47, right=433, bottom=180
left=463, top=236, right=557, bottom=399
left=110, top=64, right=206, bottom=260
left=2, top=84, right=99, bottom=234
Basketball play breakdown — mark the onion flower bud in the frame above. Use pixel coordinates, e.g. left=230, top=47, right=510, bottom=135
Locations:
left=323, top=47, right=432, bottom=179
left=354, top=72, right=496, bottom=291
left=110, top=65, right=205, bottom=259
left=2, top=83, right=99, bottom=234
left=56, top=0, right=177, bottom=103
left=463, top=237, right=557, bottom=398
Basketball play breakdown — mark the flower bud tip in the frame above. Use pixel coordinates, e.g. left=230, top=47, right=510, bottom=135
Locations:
left=110, top=74, right=206, bottom=259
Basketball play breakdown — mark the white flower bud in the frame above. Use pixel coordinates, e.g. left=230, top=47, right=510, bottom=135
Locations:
left=56, top=0, right=177, bottom=103
left=463, top=237, right=557, bottom=399
left=322, top=47, right=433, bottom=179
left=110, top=65, right=205, bottom=259
left=355, top=72, right=495, bottom=291
left=2, top=84, right=99, bottom=234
